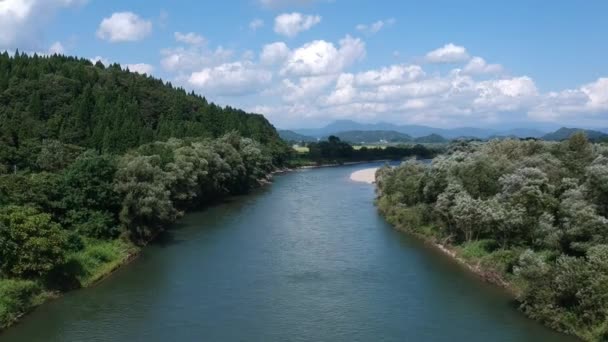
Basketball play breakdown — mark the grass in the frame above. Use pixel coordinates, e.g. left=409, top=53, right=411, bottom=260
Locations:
left=69, top=238, right=139, bottom=287
left=0, top=279, right=45, bottom=329
left=0, top=238, right=139, bottom=330
left=292, top=145, right=309, bottom=153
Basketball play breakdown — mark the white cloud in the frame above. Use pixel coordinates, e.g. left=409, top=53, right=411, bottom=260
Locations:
left=274, top=12, right=321, bottom=38
left=426, top=43, right=470, bottom=63
left=281, top=75, right=336, bottom=103
left=188, top=61, right=272, bottom=96
left=356, top=18, right=395, bottom=35
left=155, top=37, right=606, bottom=128
left=474, top=76, right=538, bottom=111
left=48, top=41, right=65, bottom=54
left=354, top=64, right=425, bottom=86
left=161, top=45, right=233, bottom=73
left=463, top=56, right=503, bottom=75
left=281, top=35, right=365, bottom=76
left=97, top=12, right=152, bottom=43
left=249, top=18, right=264, bottom=31
left=260, top=42, right=290, bottom=65
left=126, top=63, right=154, bottom=75
left=530, top=77, right=608, bottom=122
left=174, top=32, right=205, bottom=45
left=0, top=0, right=87, bottom=50
left=581, top=77, right=608, bottom=110
left=90, top=56, right=109, bottom=66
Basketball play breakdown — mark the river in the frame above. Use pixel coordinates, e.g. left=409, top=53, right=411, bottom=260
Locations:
left=1, top=163, right=576, bottom=341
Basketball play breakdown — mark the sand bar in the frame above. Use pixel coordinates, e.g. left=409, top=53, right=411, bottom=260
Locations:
left=350, top=168, right=379, bottom=184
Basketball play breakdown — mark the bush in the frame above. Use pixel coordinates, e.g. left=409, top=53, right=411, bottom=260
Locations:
left=459, top=240, right=497, bottom=261
left=0, top=279, right=42, bottom=328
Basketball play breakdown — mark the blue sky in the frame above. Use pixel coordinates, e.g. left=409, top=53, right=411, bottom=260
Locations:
left=1, top=0, right=607, bottom=129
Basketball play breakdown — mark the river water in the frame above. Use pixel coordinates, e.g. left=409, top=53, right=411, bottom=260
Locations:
left=1, top=163, right=576, bottom=341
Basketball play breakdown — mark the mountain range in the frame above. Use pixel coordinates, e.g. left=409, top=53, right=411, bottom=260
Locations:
left=279, top=120, right=608, bottom=144
left=289, top=120, right=547, bottom=139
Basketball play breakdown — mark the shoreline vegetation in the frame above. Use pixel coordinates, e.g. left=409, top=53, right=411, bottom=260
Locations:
left=375, top=134, right=608, bottom=342
left=0, top=53, right=290, bottom=332
left=0, top=159, right=401, bottom=332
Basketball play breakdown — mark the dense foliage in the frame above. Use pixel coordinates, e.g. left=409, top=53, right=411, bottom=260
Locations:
left=0, top=52, right=286, bottom=329
left=0, top=133, right=275, bottom=328
left=299, top=136, right=441, bottom=164
left=0, top=52, right=289, bottom=168
left=376, top=133, right=608, bottom=341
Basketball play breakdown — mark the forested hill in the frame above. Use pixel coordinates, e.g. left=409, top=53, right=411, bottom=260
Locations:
left=0, top=52, right=288, bottom=165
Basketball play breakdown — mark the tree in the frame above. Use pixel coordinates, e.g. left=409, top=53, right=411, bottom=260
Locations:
left=0, top=206, right=69, bottom=278
left=114, top=154, right=178, bottom=242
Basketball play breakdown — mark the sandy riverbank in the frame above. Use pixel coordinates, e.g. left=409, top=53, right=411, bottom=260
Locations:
left=350, top=168, right=379, bottom=184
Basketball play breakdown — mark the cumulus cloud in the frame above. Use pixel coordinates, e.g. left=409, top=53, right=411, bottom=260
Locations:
left=354, top=64, right=425, bottom=86
left=126, top=63, right=154, bottom=75
left=188, top=61, right=272, bottom=96
left=174, top=32, right=205, bottom=46
left=260, top=42, right=290, bottom=65
left=48, top=41, right=65, bottom=55
left=90, top=56, right=110, bottom=66
left=97, top=12, right=152, bottom=43
left=426, top=43, right=470, bottom=63
left=582, top=78, right=608, bottom=110
left=274, top=12, right=321, bottom=38
left=249, top=18, right=264, bottom=31
left=530, top=78, right=608, bottom=122
left=356, top=18, right=396, bottom=35
left=0, top=0, right=87, bottom=50
left=161, top=45, right=233, bottom=73
left=281, top=35, right=365, bottom=76
left=156, top=36, right=606, bottom=128
left=463, top=56, right=503, bottom=75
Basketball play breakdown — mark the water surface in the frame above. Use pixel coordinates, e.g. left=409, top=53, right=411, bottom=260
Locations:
left=1, top=164, right=576, bottom=341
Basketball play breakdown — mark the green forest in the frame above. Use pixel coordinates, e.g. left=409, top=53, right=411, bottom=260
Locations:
left=0, top=53, right=287, bottom=329
left=376, top=134, right=608, bottom=341
left=292, top=136, right=441, bottom=166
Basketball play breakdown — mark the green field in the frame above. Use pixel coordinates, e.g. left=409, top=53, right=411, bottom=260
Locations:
left=292, top=145, right=310, bottom=153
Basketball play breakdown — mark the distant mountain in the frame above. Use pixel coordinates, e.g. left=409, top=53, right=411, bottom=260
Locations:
left=414, top=134, right=448, bottom=143
left=542, top=127, right=608, bottom=142
left=293, top=120, right=401, bottom=137
left=289, top=120, right=547, bottom=140
left=500, top=128, right=545, bottom=138
left=331, top=130, right=412, bottom=144
left=278, top=130, right=317, bottom=143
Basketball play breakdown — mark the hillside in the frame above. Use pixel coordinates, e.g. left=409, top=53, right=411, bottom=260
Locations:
left=0, top=53, right=290, bottom=330
left=414, top=133, right=448, bottom=143
left=542, top=127, right=608, bottom=142
left=331, top=130, right=412, bottom=143
left=0, top=52, right=288, bottom=166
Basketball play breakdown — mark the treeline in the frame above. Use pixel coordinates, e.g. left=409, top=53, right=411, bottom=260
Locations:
left=0, top=52, right=290, bottom=167
left=0, top=133, right=273, bottom=328
left=376, top=134, right=608, bottom=341
left=297, top=136, right=441, bottom=165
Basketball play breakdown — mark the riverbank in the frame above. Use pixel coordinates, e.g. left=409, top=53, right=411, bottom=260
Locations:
left=2, top=162, right=575, bottom=342
left=0, top=239, right=139, bottom=331
left=375, top=198, right=586, bottom=341
left=1, top=167, right=281, bottom=333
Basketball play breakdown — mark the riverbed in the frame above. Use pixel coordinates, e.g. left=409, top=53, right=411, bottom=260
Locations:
left=1, top=163, right=576, bottom=341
